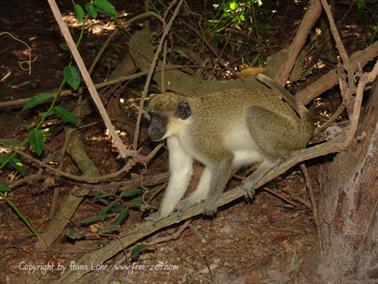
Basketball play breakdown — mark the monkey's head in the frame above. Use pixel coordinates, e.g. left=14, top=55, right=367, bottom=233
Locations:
left=146, top=93, right=192, bottom=141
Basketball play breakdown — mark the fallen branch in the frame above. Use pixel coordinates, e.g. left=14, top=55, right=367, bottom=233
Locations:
left=57, top=134, right=345, bottom=283
left=12, top=148, right=135, bottom=183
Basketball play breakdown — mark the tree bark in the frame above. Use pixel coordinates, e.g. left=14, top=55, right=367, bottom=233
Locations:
left=317, top=82, right=378, bottom=283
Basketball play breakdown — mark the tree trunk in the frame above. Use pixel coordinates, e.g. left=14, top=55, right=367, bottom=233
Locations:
left=317, top=82, right=378, bottom=283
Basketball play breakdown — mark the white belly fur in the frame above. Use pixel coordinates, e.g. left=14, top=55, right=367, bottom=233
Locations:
left=224, top=123, right=262, bottom=167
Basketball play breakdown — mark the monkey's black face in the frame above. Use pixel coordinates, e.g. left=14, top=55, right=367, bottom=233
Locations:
left=148, top=113, right=168, bottom=141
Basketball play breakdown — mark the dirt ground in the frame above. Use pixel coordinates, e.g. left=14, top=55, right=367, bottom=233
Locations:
left=0, top=0, right=374, bottom=283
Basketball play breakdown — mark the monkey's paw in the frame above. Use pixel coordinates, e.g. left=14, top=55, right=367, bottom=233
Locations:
left=202, top=201, right=218, bottom=217
left=240, top=181, right=256, bottom=200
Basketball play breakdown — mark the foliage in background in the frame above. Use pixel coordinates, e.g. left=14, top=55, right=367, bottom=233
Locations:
left=0, top=0, right=117, bottom=236
left=207, top=0, right=263, bottom=33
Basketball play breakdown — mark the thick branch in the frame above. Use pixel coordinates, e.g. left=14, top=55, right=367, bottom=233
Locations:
left=275, top=0, right=322, bottom=85
left=297, top=41, right=378, bottom=105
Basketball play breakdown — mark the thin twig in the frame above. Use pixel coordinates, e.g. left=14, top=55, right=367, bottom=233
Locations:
left=282, top=188, right=312, bottom=208
left=146, top=219, right=191, bottom=245
left=132, top=0, right=184, bottom=150
left=0, top=65, right=185, bottom=109
left=0, top=32, right=33, bottom=75
left=314, top=104, right=345, bottom=136
left=300, top=163, right=323, bottom=255
left=320, top=0, right=355, bottom=113
left=320, top=0, right=349, bottom=65
left=262, top=187, right=298, bottom=207
left=12, top=147, right=135, bottom=183
left=10, top=140, right=164, bottom=184
left=89, top=29, right=118, bottom=74
left=343, top=59, right=378, bottom=147
left=89, top=10, right=167, bottom=75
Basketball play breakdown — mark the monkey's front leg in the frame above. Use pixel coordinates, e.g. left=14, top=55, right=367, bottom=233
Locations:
left=148, top=137, right=193, bottom=222
left=202, top=160, right=233, bottom=216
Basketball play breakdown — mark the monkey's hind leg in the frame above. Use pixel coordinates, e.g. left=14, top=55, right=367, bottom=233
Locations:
left=242, top=106, right=292, bottom=199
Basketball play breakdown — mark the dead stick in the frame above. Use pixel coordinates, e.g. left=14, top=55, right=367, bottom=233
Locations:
left=275, top=0, right=322, bottom=85
left=47, top=0, right=134, bottom=158
left=300, top=163, right=324, bottom=254
left=344, top=59, right=378, bottom=147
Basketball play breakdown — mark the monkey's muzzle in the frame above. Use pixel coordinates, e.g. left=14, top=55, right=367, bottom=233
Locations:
left=148, top=114, right=168, bottom=142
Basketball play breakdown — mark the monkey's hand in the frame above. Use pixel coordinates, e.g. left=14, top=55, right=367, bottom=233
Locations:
left=176, top=198, right=217, bottom=217
left=175, top=197, right=197, bottom=218
left=145, top=212, right=163, bottom=223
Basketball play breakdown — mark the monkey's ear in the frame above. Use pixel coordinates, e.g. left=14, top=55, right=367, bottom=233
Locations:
left=176, top=101, right=192, bottom=120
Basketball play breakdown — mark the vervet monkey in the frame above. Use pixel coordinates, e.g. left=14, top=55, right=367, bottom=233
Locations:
left=146, top=78, right=313, bottom=220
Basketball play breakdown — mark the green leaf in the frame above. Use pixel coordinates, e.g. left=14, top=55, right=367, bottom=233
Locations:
left=129, top=198, right=142, bottom=209
left=100, top=200, right=120, bottom=214
left=100, top=208, right=128, bottom=233
left=131, top=243, right=149, bottom=260
left=0, top=183, right=10, bottom=193
left=63, top=65, right=81, bottom=90
left=66, top=226, right=85, bottom=240
left=52, top=106, right=78, bottom=125
left=93, top=0, right=117, bottom=18
left=229, top=1, right=237, bottom=10
left=0, top=192, right=38, bottom=236
left=120, top=188, right=143, bottom=198
left=1, top=139, right=21, bottom=147
left=22, top=92, right=53, bottom=111
left=85, top=3, right=98, bottom=19
left=80, top=212, right=107, bottom=225
left=0, top=153, right=10, bottom=165
left=80, top=201, right=120, bottom=225
left=110, top=203, right=125, bottom=214
left=74, top=3, right=85, bottom=22
left=114, top=207, right=129, bottom=225
left=9, top=156, right=25, bottom=175
left=27, top=129, right=44, bottom=156
left=94, top=192, right=113, bottom=204
left=59, top=43, right=68, bottom=51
